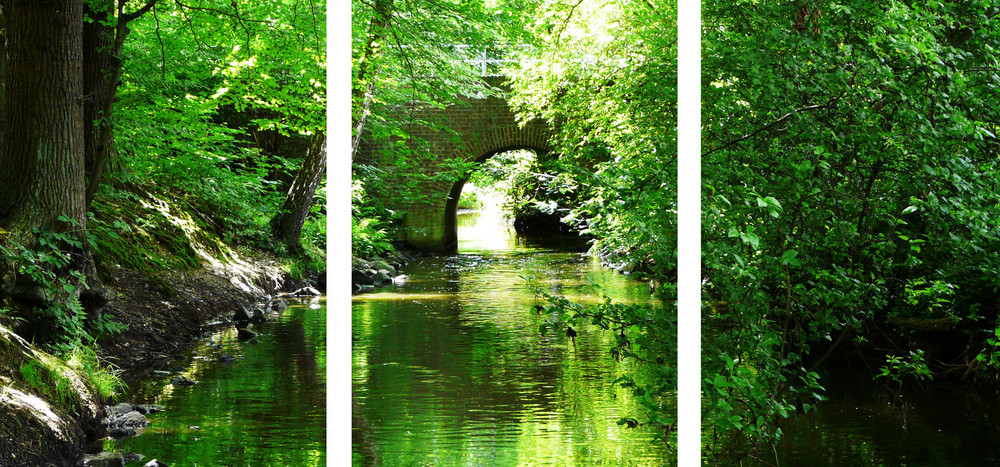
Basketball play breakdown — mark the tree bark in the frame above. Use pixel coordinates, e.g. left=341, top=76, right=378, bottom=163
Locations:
left=0, top=0, right=113, bottom=324
left=0, top=0, right=88, bottom=240
left=271, top=133, right=327, bottom=253
left=352, top=0, right=393, bottom=158
left=83, top=0, right=119, bottom=206
left=82, top=0, right=158, bottom=207
left=0, top=6, right=6, bottom=157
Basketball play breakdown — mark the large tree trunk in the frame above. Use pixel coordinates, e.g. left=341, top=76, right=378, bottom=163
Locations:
left=0, top=0, right=111, bottom=325
left=0, top=6, right=6, bottom=157
left=0, top=0, right=88, bottom=239
left=271, top=133, right=327, bottom=253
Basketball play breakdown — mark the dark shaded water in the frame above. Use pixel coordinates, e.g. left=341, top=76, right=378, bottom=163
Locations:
left=751, top=356, right=1000, bottom=466
left=352, top=211, right=673, bottom=466
left=106, top=297, right=326, bottom=466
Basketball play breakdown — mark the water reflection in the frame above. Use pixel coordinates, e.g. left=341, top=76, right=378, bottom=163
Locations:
left=352, top=212, right=671, bottom=465
left=751, top=358, right=1000, bottom=465
left=109, top=299, right=326, bottom=466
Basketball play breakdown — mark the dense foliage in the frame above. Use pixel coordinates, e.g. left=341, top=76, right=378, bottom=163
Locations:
left=702, top=0, right=1000, bottom=460
left=112, top=0, right=326, bottom=255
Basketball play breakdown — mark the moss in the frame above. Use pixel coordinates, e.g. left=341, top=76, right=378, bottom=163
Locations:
left=148, top=275, right=179, bottom=299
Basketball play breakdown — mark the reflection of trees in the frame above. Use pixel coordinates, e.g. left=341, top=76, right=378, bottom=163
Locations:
left=267, top=310, right=326, bottom=407
left=352, top=252, right=670, bottom=464
left=363, top=290, right=566, bottom=428
left=352, top=391, right=381, bottom=466
left=114, top=306, right=326, bottom=465
left=769, top=362, right=1000, bottom=465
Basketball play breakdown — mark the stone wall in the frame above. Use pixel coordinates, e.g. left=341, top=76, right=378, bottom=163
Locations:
left=362, top=77, right=554, bottom=251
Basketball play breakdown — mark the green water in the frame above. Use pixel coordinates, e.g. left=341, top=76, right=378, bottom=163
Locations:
left=352, top=211, right=673, bottom=466
left=107, top=297, right=326, bottom=466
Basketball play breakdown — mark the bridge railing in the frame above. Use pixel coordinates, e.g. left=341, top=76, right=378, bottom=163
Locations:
left=453, top=44, right=531, bottom=77
left=452, top=44, right=620, bottom=77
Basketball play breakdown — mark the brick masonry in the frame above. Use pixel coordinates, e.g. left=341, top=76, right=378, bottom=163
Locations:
left=365, top=77, right=554, bottom=251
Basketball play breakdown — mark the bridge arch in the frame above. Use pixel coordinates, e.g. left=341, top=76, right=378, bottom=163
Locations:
left=397, top=80, right=555, bottom=251
left=441, top=145, right=549, bottom=251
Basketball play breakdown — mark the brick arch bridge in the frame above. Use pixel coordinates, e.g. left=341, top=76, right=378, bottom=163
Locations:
left=390, top=78, right=555, bottom=251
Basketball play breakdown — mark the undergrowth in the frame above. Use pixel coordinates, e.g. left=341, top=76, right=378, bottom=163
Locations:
left=0, top=220, right=127, bottom=349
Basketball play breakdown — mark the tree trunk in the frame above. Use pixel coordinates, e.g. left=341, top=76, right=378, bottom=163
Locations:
left=82, top=0, right=158, bottom=207
left=0, top=0, right=88, bottom=239
left=271, top=133, right=327, bottom=253
left=352, top=0, right=394, bottom=158
left=0, top=6, right=6, bottom=158
left=83, top=0, right=120, bottom=206
left=0, top=0, right=112, bottom=325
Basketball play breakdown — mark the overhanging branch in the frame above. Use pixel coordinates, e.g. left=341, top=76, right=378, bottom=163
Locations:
left=702, top=103, right=828, bottom=158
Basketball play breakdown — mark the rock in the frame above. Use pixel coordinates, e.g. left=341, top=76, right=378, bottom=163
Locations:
left=351, top=270, right=371, bottom=286
left=123, top=453, right=145, bottom=463
left=354, top=284, right=374, bottom=294
left=108, top=410, right=147, bottom=429
left=170, top=376, right=198, bottom=386
left=233, top=307, right=252, bottom=321
left=392, top=274, right=409, bottom=285
left=291, top=286, right=322, bottom=297
left=133, top=404, right=164, bottom=415
left=105, top=403, right=133, bottom=419
left=151, top=370, right=171, bottom=376
left=249, top=308, right=266, bottom=323
left=371, top=271, right=392, bottom=285
left=237, top=328, right=257, bottom=341
left=272, top=299, right=288, bottom=313
left=351, top=258, right=372, bottom=270
left=218, top=352, right=236, bottom=363
left=78, top=451, right=125, bottom=466
left=144, top=460, right=169, bottom=467
left=372, top=260, right=395, bottom=274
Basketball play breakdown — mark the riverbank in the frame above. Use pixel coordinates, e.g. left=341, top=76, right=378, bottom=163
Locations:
left=1, top=249, right=323, bottom=466
left=351, top=249, right=421, bottom=294
left=97, top=253, right=318, bottom=370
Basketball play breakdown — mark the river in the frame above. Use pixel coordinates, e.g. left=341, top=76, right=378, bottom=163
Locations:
left=752, top=356, right=1000, bottom=465
left=351, top=210, right=673, bottom=465
left=104, top=297, right=326, bottom=465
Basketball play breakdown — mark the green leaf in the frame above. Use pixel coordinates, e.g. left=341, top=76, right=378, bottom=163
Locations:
left=779, top=249, right=800, bottom=266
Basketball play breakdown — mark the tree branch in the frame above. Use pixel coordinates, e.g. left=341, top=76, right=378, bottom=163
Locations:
left=122, top=0, right=158, bottom=23
left=702, top=103, right=828, bottom=157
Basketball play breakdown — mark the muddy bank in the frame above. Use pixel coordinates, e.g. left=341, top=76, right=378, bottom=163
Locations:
left=96, top=256, right=318, bottom=370
left=1, top=253, right=323, bottom=466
